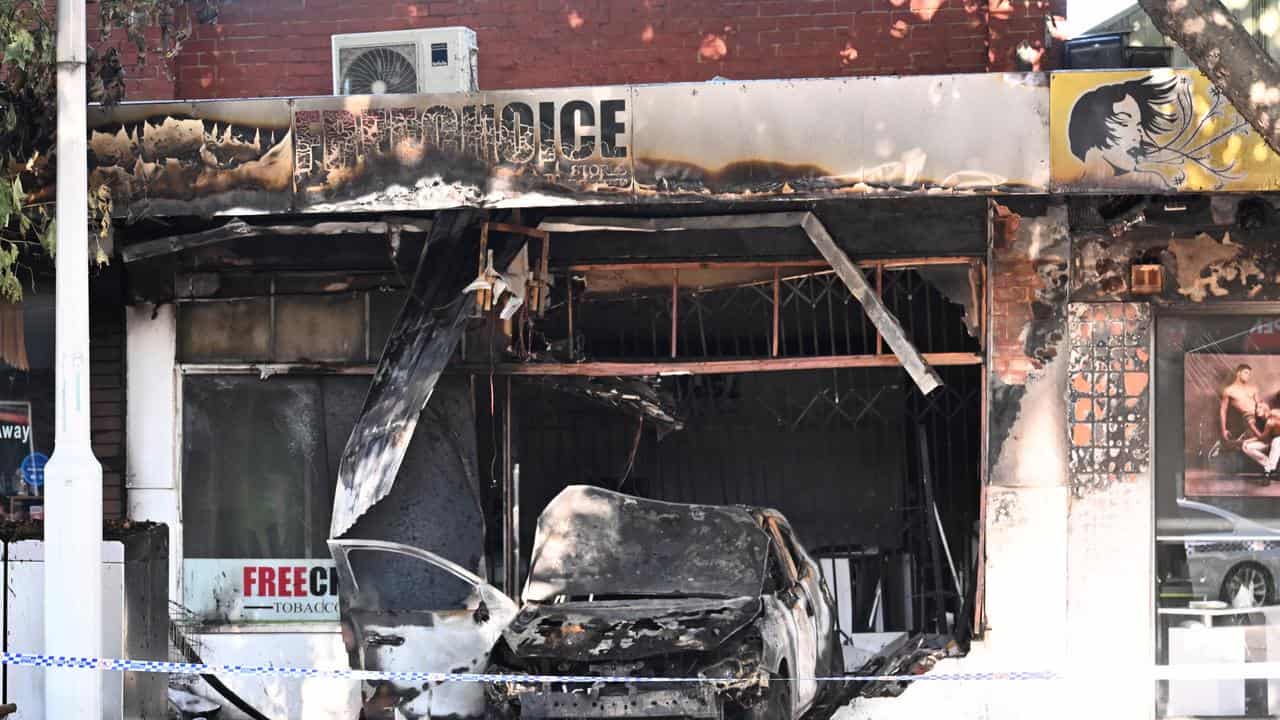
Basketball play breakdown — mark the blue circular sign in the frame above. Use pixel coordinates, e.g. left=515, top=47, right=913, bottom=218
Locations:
left=21, top=453, right=47, bottom=488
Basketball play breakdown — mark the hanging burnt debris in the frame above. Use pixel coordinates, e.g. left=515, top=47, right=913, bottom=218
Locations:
left=330, top=210, right=524, bottom=538
left=530, top=376, right=684, bottom=436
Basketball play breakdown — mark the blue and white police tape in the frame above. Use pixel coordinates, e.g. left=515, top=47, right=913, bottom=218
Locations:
left=0, top=652, right=1056, bottom=684
left=9, top=653, right=1280, bottom=684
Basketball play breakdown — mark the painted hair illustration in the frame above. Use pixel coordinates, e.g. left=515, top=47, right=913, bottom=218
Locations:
left=1068, top=76, right=1177, bottom=159
left=1066, top=74, right=1249, bottom=188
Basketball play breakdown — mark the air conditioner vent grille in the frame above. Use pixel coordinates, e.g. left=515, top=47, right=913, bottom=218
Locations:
left=339, top=44, right=418, bottom=95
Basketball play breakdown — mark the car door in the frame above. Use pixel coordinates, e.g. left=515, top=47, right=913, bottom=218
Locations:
left=764, top=516, right=820, bottom=714
left=328, top=539, right=518, bottom=720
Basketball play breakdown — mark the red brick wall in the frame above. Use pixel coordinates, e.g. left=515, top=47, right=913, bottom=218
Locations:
left=990, top=204, right=1038, bottom=386
left=102, top=0, right=1065, bottom=102
left=90, top=306, right=126, bottom=520
left=86, top=14, right=178, bottom=103
left=989, top=200, right=1069, bottom=387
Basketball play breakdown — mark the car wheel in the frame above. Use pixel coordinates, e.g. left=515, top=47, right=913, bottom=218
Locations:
left=1221, top=562, right=1274, bottom=608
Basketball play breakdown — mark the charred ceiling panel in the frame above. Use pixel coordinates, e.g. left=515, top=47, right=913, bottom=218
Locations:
left=87, top=99, right=293, bottom=217
left=330, top=210, right=522, bottom=537
left=292, top=89, right=633, bottom=213
left=631, top=74, right=1049, bottom=199
left=547, top=198, right=989, bottom=266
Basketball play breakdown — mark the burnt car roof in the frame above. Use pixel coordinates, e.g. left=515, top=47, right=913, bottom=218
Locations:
left=523, top=486, right=772, bottom=602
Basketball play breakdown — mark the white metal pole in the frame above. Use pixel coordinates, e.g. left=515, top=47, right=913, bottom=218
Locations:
left=46, top=0, right=104, bottom=716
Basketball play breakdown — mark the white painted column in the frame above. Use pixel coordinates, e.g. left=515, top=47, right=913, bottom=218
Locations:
left=45, top=0, right=105, bottom=716
left=125, top=304, right=181, bottom=605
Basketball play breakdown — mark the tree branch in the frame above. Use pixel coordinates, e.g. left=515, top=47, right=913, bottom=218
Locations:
left=1139, top=0, right=1280, bottom=157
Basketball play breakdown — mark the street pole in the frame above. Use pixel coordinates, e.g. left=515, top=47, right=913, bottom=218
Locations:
left=45, top=0, right=104, bottom=716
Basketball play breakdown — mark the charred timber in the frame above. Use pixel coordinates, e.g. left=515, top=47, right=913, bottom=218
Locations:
left=454, top=352, right=982, bottom=376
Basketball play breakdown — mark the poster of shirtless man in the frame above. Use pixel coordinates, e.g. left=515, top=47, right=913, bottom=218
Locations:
left=1186, top=354, right=1280, bottom=495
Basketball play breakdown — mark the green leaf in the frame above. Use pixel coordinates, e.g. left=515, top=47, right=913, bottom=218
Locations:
left=3, top=28, right=34, bottom=67
left=0, top=184, right=11, bottom=231
left=11, top=176, right=22, bottom=208
left=40, top=218, right=55, bottom=257
left=0, top=269, right=21, bottom=304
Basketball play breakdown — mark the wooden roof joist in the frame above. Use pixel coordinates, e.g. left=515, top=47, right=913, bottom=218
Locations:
left=120, top=216, right=434, bottom=263
left=455, top=352, right=981, bottom=378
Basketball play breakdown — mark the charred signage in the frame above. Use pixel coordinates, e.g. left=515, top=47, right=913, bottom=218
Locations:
left=86, top=99, right=294, bottom=217
left=182, top=558, right=339, bottom=623
left=294, top=89, right=633, bottom=212
left=1052, top=70, right=1280, bottom=193
left=631, top=73, right=1050, bottom=198
left=87, top=74, right=1054, bottom=217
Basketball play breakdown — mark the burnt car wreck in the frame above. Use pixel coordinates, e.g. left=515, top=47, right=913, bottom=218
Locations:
left=333, top=486, right=843, bottom=719
left=487, top=486, right=843, bottom=719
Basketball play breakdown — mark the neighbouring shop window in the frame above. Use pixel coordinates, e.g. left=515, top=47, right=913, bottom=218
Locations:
left=1155, top=312, right=1280, bottom=718
left=0, top=292, right=54, bottom=522
left=181, top=374, right=369, bottom=624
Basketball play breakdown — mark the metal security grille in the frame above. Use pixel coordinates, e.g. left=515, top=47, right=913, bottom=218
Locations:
left=563, top=264, right=980, bottom=362
left=904, top=365, right=983, bottom=636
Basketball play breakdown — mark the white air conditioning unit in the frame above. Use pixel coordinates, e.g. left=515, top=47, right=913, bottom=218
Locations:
left=331, top=27, right=478, bottom=96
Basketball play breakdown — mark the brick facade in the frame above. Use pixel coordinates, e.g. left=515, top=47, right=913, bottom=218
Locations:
left=86, top=16, right=177, bottom=103
left=97, top=0, right=1066, bottom=102
left=990, top=206, right=1038, bottom=385
left=989, top=200, right=1068, bottom=387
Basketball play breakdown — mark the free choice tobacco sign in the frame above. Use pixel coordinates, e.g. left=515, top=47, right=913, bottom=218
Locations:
left=183, top=559, right=340, bottom=623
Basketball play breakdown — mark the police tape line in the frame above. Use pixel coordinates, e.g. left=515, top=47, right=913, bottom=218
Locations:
left=10, top=652, right=1280, bottom=684
left=0, top=652, right=1050, bottom=683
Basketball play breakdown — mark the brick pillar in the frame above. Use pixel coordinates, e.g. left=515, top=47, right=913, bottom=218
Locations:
left=90, top=305, right=126, bottom=519
left=984, top=199, right=1070, bottom=668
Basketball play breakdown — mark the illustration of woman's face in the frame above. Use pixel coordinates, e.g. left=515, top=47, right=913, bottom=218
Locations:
left=1097, top=95, right=1145, bottom=173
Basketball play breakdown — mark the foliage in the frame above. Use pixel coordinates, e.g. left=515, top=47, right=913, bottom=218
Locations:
left=0, top=0, right=217, bottom=302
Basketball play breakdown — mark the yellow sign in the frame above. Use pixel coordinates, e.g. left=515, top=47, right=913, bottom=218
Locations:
left=1051, top=70, right=1280, bottom=192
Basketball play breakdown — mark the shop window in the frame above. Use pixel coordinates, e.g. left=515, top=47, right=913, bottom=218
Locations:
left=177, top=289, right=405, bottom=364
left=274, top=294, right=365, bottom=361
left=178, top=299, right=271, bottom=362
left=180, top=374, right=367, bottom=624
left=1155, top=312, right=1280, bottom=717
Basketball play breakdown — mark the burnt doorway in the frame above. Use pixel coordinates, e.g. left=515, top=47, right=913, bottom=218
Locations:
left=472, top=257, right=984, bottom=642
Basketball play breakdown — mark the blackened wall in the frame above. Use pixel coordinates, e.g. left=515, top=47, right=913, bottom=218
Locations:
left=92, top=305, right=127, bottom=520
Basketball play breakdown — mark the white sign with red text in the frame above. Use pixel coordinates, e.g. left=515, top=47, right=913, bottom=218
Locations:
left=182, top=559, right=340, bottom=623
